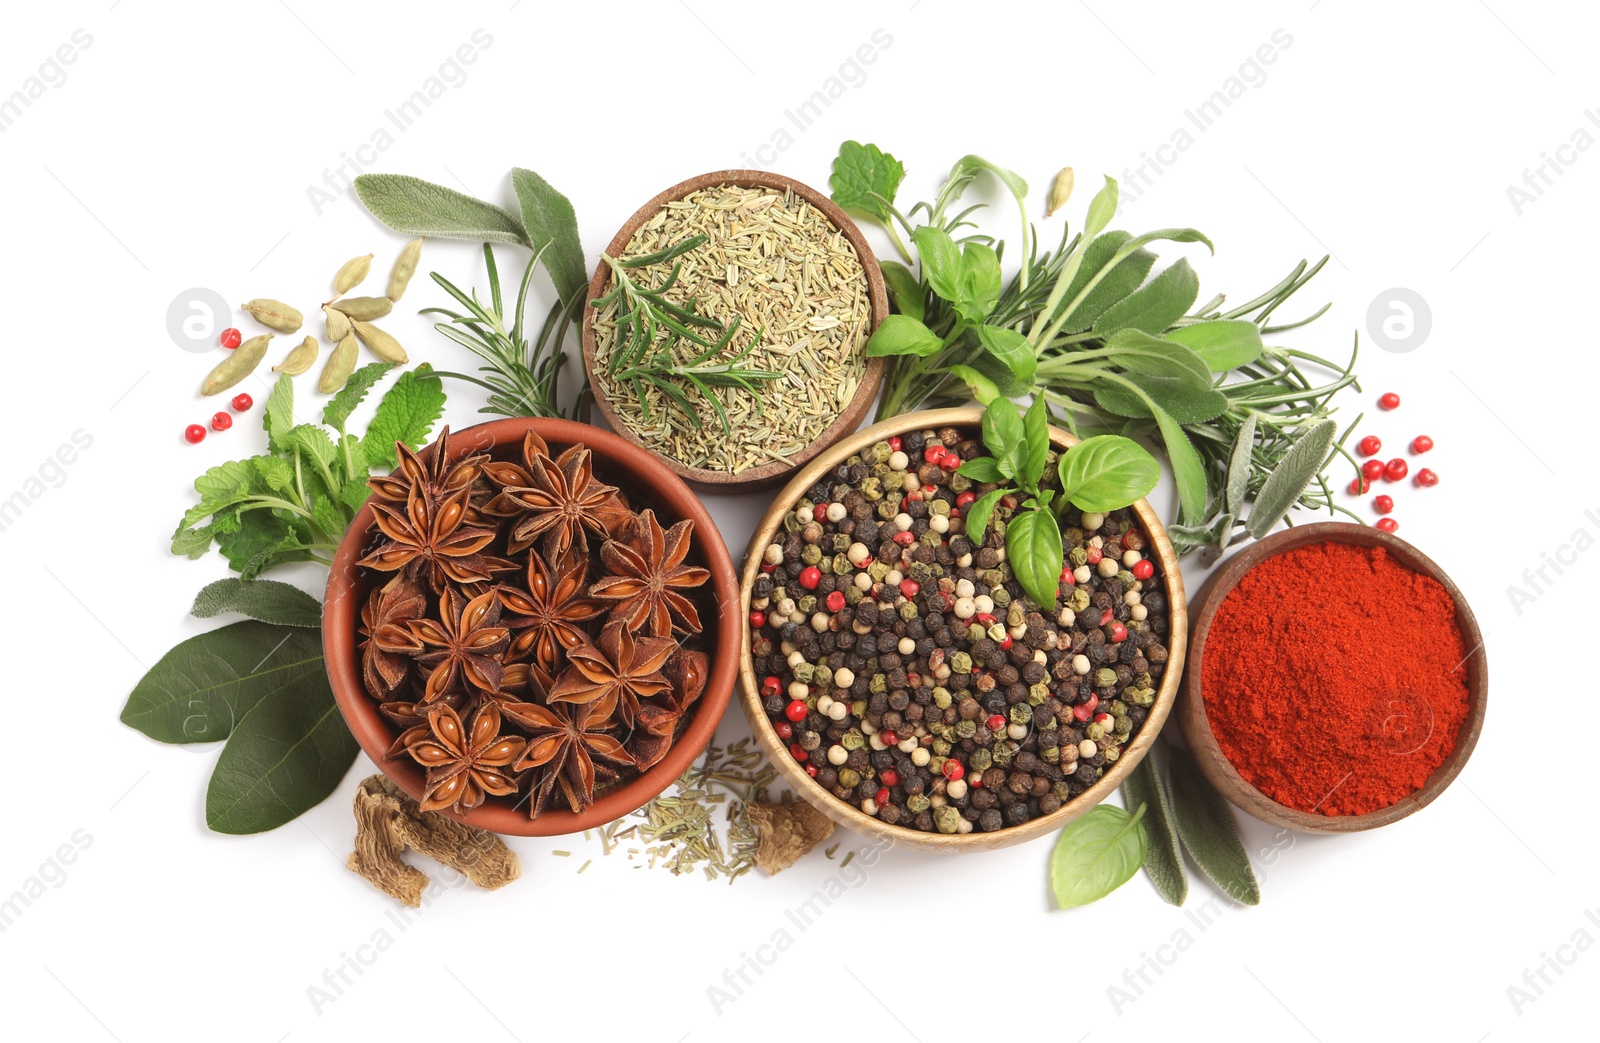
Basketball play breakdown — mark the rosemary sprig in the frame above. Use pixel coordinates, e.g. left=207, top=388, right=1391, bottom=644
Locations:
left=591, top=234, right=782, bottom=435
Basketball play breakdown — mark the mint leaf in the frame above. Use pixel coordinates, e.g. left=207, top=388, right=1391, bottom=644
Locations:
left=362, top=364, right=445, bottom=470
left=322, top=362, right=393, bottom=433
left=354, top=174, right=526, bottom=245
left=215, top=511, right=315, bottom=579
left=192, top=578, right=323, bottom=628
left=829, top=141, right=904, bottom=221
left=511, top=167, right=587, bottom=307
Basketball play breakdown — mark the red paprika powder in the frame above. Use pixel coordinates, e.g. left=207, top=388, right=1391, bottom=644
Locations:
left=1201, top=540, right=1471, bottom=816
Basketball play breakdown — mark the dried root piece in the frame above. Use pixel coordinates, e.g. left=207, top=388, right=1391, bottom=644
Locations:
left=346, top=774, right=521, bottom=906
left=746, top=800, right=835, bottom=876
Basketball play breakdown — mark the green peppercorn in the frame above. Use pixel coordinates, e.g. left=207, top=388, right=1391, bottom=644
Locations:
left=838, top=768, right=861, bottom=789
left=949, top=471, right=972, bottom=493
left=1041, top=745, right=1061, bottom=763
left=793, top=662, right=815, bottom=684
left=1094, top=667, right=1117, bottom=688
left=898, top=601, right=918, bottom=621
left=1086, top=722, right=1106, bottom=742
left=800, top=544, right=822, bottom=566
left=1070, top=588, right=1092, bottom=613
left=867, top=442, right=890, bottom=465
left=1028, top=683, right=1049, bottom=705
left=1104, top=745, right=1120, bottom=763
left=932, top=739, right=952, bottom=757
left=1069, top=546, right=1088, bottom=567
left=970, top=748, right=993, bottom=771
left=1009, top=705, right=1031, bottom=725
left=907, top=794, right=932, bottom=814
left=991, top=741, right=1016, bottom=765
left=993, top=587, right=1012, bottom=609
left=928, top=498, right=951, bottom=516
left=860, top=476, right=883, bottom=501
left=934, top=806, right=962, bottom=834
left=882, top=471, right=905, bottom=493
left=950, top=651, right=973, bottom=674
left=842, top=729, right=866, bottom=751
left=797, top=595, right=817, bottom=614
left=1118, top=569, right=1135, bottom=586
left=955, top=719, right=978, bottom=739
left=869, top=673, right=887, bottom=695
left=845, top=585, right=864, bottom=605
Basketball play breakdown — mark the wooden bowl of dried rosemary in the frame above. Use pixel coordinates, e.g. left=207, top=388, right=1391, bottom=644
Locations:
left=581, top=169, right=887, bottom=493
left=324, top=416, right=742, bottom=836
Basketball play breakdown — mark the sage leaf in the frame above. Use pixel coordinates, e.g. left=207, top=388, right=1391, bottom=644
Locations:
left=1057, top=435, right=1160, bottom=512
left=1093, top=258, right=1200, bottom=338
left=1005, top=507, right=1062, bottom=609
left=1050, top=803, right=1149, bottom=909
left=1123, top=751, right=1187, bottom=906
left=1093, top=375, right=1229, bottom=424
left=865, top=314, right=943, bottom=358
left=322, top=362, right=394, bottom=434
left=361, top=364, right=446, bottom=470
left=879, top=260, right=925, bottom=322
left=121, top=622, right=326, bottom=744
left=1225, top=413, right=1257, bottom=516
left=262, top=374, right=294, bottom=454
left=1245, top=418, right=1337, bottom=539
left=191, top=579, right=322, bottom=628
left=828, top=141, right=905, bottom=222
left=964, top=487, right=1013, bottom=543
left=1100, top=328, right=1212, bottom=387
left=1167, top=319, right=1264, bottom=371
left=976, top=324, right=1037, bottom=382
left=354, top=174, right=526, bottom=245
left=1168, top=746, right=1260, bottom=906
left=1021, top=395, right=1050, bottom=486
left=955, top=242, right=1002, bottom=323
left=510, top=168, right=586, bottom=308
left=912, top=226, right=962, bottom=305
left=205, top=670, right=359, bottom=834
left=1150, top=401, right=1209, bottom=524
left=956, top=455, right=1004, bottom=483
left=947, top=364, right=1001, bottom=404
left=1052, top=232, right=1157, bottom=334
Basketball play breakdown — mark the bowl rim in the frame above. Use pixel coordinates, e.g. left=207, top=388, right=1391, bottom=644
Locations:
left=579, top=167, right=888, bottom=493
left=324, top=416, right=740, bottom=836
left=1178, top=520, right=1489, bottom=833
left=737, top=406, right=1189, bottom=852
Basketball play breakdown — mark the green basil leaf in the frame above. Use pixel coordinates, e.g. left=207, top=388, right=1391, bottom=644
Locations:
left=1101, top=328, right=1212, bottom=387
left=912, top=226, right=963, bottom=305
left=980, top=398, right=1026, bottom=464
left=191, top=579, right=322, bottom=628
left=1168, top=747, right=1260, bottom=905
left=1123, top=750, right=1187, bottom=906
left=322, top=362, right=394, bottom=434
left=1052, top=232, right=1157, bottom=334
left=829, top=141, right=905, bottom=222
left=1166, top=319, right=1264, bottom=371
left=947, top=364, right=1001, bottom=405
left=947, top=154, right=1028, bottom=204
left=362, top=364, right=446, bottom=470
left=879, top=260, right=925, bottom=323
left=1006, top=507, right=1063, bottom=608
left=205, top=670, right=359, bottom=834
left=956, top=456, right=1004, bottom=483
left=121, top=622, right=326, bottom=744
left=865, top=314, right=943, bottom=358
left=1094, top=258, right=1200, bottom=338
left=1056, top=435, right=1160, bottom=512
left=1225, top=413, right=1257, bottom=516
left=1050, top=802, right=1149, bottom=909
left=956, top=242, right=1002, bottom=323
left=1021, top=395, right=1050, bottom=487
left=1093, top=376, right=1229, bottom=424
left=262, top=374, right=294, bottom=454
left=964, top=487, right=1013, bottom=543
left=510, top=167, right=586, bottom=308
left=976, top=324, right=1037, bottom=382
left=962, top=351, right=1037, bottom=401
left=1245, top=418, right=1337, bottom=539
left=354, top=174, right=525, bottom=245
left=1150, top=402, right=1209, bottom=524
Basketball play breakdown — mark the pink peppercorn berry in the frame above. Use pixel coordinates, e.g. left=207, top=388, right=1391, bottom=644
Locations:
left=1384, top=458, right=1409, bottom=482
left=1361, top=459, right=1385, bottom=481
left=184, top=424, right=206, bottom=444
left=1376, top=517, right=1399, bottom=533
left=798, top=566, right=821, bottom=589
left=231, top=393, right=253, bottom=412
left=1373, top=495, right=1394, bottom=514
left=220, top=327, right=242, bottom=349
left=1415, top=468, right=1439, bottom=488
left=1379, top=392, right=1401, bottom=410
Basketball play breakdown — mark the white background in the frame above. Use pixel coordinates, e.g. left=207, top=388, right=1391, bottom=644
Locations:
left=1, top=1, right=1592, bottom=1039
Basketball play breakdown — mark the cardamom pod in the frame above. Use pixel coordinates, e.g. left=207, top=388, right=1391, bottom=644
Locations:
left=333, top=253, right=374, bottom=295
left=324, top=305, right=352, bottom=343
left=1046, top=167, right=1075, bottom=218
left=201, top=334, right=272, bottom=395
left=337, top=295, right=393, bottom=321
left=242, top=298, right=304, bottom=334
left=272, top=335, right=319, bottom=375
left=387, top=237, right=423, bottom=301
left=353, top=320, right=408, bottom=364
left=318, top=333, right=358, bottom=394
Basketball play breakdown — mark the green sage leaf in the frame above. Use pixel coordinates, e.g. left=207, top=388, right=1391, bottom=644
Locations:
left=1021, top=395, right=1050, bottom=487
left=1245, top=418, right=1337, bottom=539
left=191, top=579, right=322, bottom=628
left=1100, top=328, right=1212, bottom=387
left=1150, top=401, right=1209, bottom=524
left=1123, top=750, right=1187, bottom=906
left=1167, top=746, right=1260, bottom=906
left=1225, top=413, right=1257, bottom=516
left=362, top=364, right=446, bottom=470
left=1050, top=802, right=1149, bottom=909
left=1005, top=507, right=1063, bottom=609
left=323, top=362, right=394, bottom=434
left=1056, top=435, right=1160, bottom=512
left=1166, top=319, right=1264, bottom=371
left=511, top=167, right=586, bottom=308
left=912, top=226, right=962, bottom=305
left=1052, top=231, right=1157, bottom=334
left=865, top=314, right=943, bottom=358
left=964, top=487, right=1013, bottom=543
left=829, top=141, right=905, bottom=222
left=879, top=260, right=925, bottom=323
left=1093, top=374, right=1229, bottom=424
left=976, top=324, right=1037, bottom=382
left=354, top=174, right=525, bottom=245
left=1093, top=258, right=1200, bottom=338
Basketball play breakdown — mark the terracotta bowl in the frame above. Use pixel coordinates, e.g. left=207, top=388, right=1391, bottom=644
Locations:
left=1179, top=522, right=1488, bottom=833
left=580, top=168, right=888, bottom=493
left=738, top=407, right=1188, bottom=852
left=324, top=417, right=740, bottom=836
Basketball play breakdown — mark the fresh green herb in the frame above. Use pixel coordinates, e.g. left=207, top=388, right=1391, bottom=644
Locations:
left=1049, top=802, right=1149, bottom=909
left=190, top=577, right=323, bottom=629
left=509, top=167, right=588, bottom=307
left=1056, top=435, right=1161, bottom=513
left=354, top=173, right=527, bottom=246
left=828, top=140, right=908, bottom=257
left=1122, top=749, right=1187, bottom=907
left=1167, top=746, right=1261, bottom=906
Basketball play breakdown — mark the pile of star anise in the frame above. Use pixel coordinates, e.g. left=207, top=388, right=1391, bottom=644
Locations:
left=355, top=427, right=712, bottom=818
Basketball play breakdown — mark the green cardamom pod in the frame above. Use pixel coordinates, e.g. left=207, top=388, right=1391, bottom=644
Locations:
left=387, top=237, right=423, bottom=301
left=353, top=320, right=408, bottom=364
left=336, top=295, right=393, bottom=321
left=241, top=298, right=304, bottom=334
left=272, top=335, right=319, bottom=375
left=333, top=253, right=373, bottom=295
left=324, top=305, right=351, bottom=343
left=1046, top=166, right=1075, bottom=217
left=318, top=333, right=359, bottom=394
left=201, top=334, right=272, bottom=395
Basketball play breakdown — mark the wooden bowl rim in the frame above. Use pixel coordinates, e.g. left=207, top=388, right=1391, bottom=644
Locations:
left=1178, top=521, right=1488, bottom=833
left=579, top=168, right=888, bottom=493
left=324, top=416, right=741, bottom=836
left=737, top=406, right=1189, bottom=852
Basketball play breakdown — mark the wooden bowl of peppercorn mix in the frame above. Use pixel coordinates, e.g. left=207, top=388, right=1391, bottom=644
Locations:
left=738, top=407, right=1188, bottom=852
left=1180, top=522, right=1487, bottom=834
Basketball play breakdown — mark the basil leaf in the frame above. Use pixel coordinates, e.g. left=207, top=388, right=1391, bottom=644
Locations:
left=879, top=260, right=925, bottom=323
left=1006, top=507, right=1063, bottom=608
left=1057, top=435, right=1160, bottom=512
left=1151, top=402, right=1209, bottom=524
left=964, top=487, right=1013, bottom=543
left=913, top=226, right=963, bottom=305
left=1166, top=319, right=1264, bottom=371
left=205, top=670, right=359, bottom=834
left=1245, top=418, right=1337, bottom=539
left=510, top=167, right=587, bottom=308
left=829, top=141, right=905, bottom=222
left=865, top=314, right=943, bottom=358
left=191, top=578, right=322, bottom=628
left=957, top=456, right=1004, bottom=483
left=1094, top=258, right=1200, bottom=338
left=262, top=374, right=294, bottom=454
left=1123, top=751, right=1187, bottom=906
left=962, top=351, right=1037, bottom=401
left=1168, top=747, right=1260, bottom=906
left=362, top=364, right=446, bottom=470
left=1225, top=413, right=1257, bottom=516
left=121, top=622, right=327, bottom=744
left=956, top=242, right=1002, bottom=323
left=976, top=324, right=1037, bottom=382
left=1100, top=328, right=1212, bottom=387
left=354, top=174, right=526, bottom=245
left=322, top=362, right=394, bottom=434
left=1021, top=395, right=1050, bottom=487
left=1050, top=803, right=1149, bottom=909
left=947, top=364, right=1001, bottom=404
left=1053, top=232, right=1157, bottom=334
left=980, top=398, right=1027, bottom=481
left=1093, top=376, right=1229, bottom=424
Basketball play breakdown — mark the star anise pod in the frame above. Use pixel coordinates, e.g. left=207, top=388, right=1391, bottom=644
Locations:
left=478, top=429, right=552, bottom=492
left=504, top=699, right=629, bottom=817
left=401, top=702, right=525, bottom=814
left=358, top=574, right=428, bottom=699
left=626, top=702, right=682, bottom=771
left=489, top=443, right=628, bottom=560
left=589, top=509, right=709, bottom=636
left=496, top=550, right=605, bottom=673
left=360, top=484, right=509, bottom=593
left=659, top=650, right=710, bottom=716
left=410, top=587, right=510, bottom=703
left=367, top=426, right=485, bottom=507
left=548, top=619, right=674, bottom=727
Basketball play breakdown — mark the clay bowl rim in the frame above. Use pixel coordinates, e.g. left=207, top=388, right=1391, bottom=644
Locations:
left=579, top=168, right=889, bottom=494
left=737, top=406, right=1189, bottom=852
left=323, top=416, right=740, bottom=837
left=1178, top=521, right=1488, bottom=834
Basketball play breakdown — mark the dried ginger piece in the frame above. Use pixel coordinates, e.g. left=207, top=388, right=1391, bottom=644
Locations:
left=745, top=800, right=835, bottom=875
left=347, top=774, right=520, bottom=905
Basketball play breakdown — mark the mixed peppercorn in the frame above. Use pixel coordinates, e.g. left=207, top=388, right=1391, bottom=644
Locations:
left=749, top=425, right=1171, bottom=835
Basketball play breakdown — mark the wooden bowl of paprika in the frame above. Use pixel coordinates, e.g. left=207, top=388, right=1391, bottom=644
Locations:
left=1180, top=522, right=1487, bottom=833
